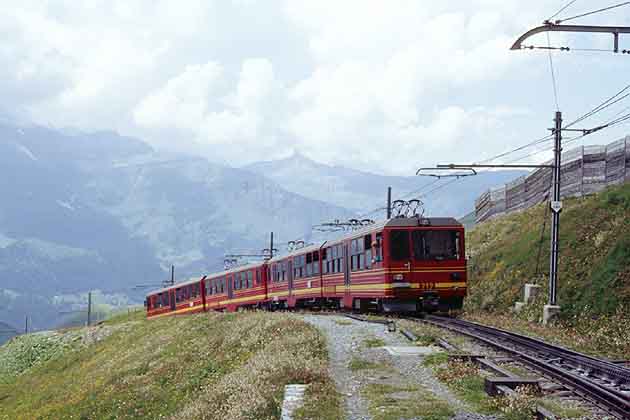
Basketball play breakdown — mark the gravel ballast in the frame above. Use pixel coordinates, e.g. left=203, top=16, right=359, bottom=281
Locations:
left=302, top=314, right=499, bottom=420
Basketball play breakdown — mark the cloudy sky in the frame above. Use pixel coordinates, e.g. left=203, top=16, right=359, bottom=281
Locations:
left=2, top=1, right=630, bottom=175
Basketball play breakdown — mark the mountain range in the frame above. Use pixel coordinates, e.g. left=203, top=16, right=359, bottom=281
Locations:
left=246, top=151, right=525, bottom=217
left=0, top=122, right=524, bottom=332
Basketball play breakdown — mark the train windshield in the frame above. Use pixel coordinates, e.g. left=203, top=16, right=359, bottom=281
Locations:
left=412, top=230, right=460, bottom=261
left=389, top=230, right=410, bottom=260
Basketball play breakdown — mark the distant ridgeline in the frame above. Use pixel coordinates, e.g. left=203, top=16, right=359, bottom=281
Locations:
left=475, top=136, right=630, bottom=223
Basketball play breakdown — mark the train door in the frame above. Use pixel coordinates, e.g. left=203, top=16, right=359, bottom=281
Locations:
left=343, top=243, right=351, bottom=307
left=227, top=275, right=233, bottom=299
left=287, top=259, right=294, bottom=306
left=169, top=290, right=176, bottom=311
left=388, top=229, right=412, bottom=278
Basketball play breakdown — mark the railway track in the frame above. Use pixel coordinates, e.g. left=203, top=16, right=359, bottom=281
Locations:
left=416, top=315, right=630, bottom=419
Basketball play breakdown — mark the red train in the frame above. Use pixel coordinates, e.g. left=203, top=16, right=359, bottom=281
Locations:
left=145, top=217, right=467, bottom=319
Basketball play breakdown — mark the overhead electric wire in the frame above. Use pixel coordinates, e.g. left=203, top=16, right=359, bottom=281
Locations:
left=555, top=1, right=630, bottom=23
left=546, top=32, right=561, bottom=111
left=474, top=134, right=553, bottom=165
left=548, top=0, right=579, bottom=20
left=565, top=83, right=630, bottom=128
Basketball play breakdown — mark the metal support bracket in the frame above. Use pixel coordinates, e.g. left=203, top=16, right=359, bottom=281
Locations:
left=511, top=23, right=630, bottom=53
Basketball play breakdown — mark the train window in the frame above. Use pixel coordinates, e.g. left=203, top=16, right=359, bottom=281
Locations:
left=364, top=234, right=371, bottom=251
left=412, top=230, right=459, bottom=260
left=248, top=271, right=253, bottom=288
left=175, top=288, right=181, bottom=303
left=255, top=269, right=260, bottom=285
left=313, top=253, right=319, bottom=275
left=365, top=248, right=372, bottom=269
left=390, top=230, right=410, bottom=260
left=351, top=255, right=357, bottom=271
left=375, top=233, right=383, bottom=262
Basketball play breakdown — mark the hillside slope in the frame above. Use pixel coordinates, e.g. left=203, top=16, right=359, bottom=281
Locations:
left=0, top=311, right=340, bottom=420
left=466, top=182, right=630, bottom=318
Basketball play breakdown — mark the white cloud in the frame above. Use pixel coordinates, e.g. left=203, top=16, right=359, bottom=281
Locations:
left=135, top=58, right=284, bottom=163
left=134, top=62, right=224, bottom=130
left=1, top=0, right=629, bottom=174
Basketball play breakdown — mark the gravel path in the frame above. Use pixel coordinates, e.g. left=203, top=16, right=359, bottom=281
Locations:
left=302, top=314, right=498, bottom=420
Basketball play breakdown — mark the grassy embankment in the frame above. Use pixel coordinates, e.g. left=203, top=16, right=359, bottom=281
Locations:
left=465, top=182, right=630, bottom=359
left=0, top=310, right=342, bottom=420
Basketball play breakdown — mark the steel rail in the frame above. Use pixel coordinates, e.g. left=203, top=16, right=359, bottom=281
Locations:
left=419, top=316, right=630, bottom=419
left=436, top=317, right=630, bottom=381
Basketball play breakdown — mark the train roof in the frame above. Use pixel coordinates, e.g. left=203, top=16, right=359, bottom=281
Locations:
left=147, top=261, right=268, bottom=296
left=146, top=276, right=205, bottom=296
left=267, top=217, right=462, bottom=262
left=204, top=261, right=265, bottom=279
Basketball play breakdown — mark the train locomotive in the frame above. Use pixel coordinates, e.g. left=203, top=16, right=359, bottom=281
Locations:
left=145, top=216, right=466, bottom=319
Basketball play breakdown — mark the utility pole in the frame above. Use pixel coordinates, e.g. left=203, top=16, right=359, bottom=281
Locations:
left=387, top=187, right=392, bottom=219
left=171, top=265, right=175, bottom=286
left=87, top=291, right=92, bottom=326
left=25, top=315, right=28, bottom=334
left=544, top=111, right=563, bottom=323
left=270, top=232, right=274, bottom=259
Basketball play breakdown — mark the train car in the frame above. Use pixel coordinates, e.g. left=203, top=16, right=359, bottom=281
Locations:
left=266, top=244, right=325, bottom=310
left=320, top=217, right=466, bottom=312
left=145, top=216, right=466, bottom=317
left=145, top=276, right=206, bottom=319
left=204, top=262, right=267, bottom=312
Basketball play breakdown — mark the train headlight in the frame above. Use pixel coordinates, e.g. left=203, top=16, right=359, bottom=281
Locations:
left=393, top=274, right=404, bottom=281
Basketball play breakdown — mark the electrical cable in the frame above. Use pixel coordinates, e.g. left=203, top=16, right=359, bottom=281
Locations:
left=548, top=0, right=579, bottom=20
left=555, top=1, right=630, bottom=23
left=547, top=32, right=561, bottom=111
left=565, top=84, right=630, bottom=128
left=474, top=134, right=553, bottom=165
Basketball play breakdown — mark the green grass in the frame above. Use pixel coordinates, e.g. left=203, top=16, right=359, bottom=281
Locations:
left=421, top=352, right=449, bottom=367
left=334, top=319, right=353, bottom=326
left=362, top=383, right=453, bottom=420
left=348, top=357, right=391, bottom=372
left=0, top=312, right=341, bottom=420
left=294, top=380, right=343, bottom=420
left=434, top=361, right=497, bottom=414
left=538, top=398, right=587, bottom=419
left=363, top=337, right=386, bottom=348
